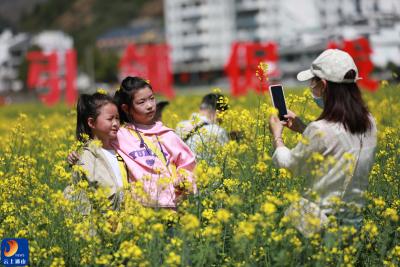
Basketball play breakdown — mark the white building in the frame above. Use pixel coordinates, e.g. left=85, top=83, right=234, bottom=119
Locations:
left=0, top=30, right=29, bottom=92
left=234, top=0, right=280, bottom=42
left=164, top=0, right=302, bottom=73
left=370, top=22, right=400, bottom=67
left=164, top=0, right=235, bottom=72
left=164, top=0, right=330, bottom=74
left=315, top=0, right=400, bottom=69
left=164, top=0, right=400, bottom=77
left=316, top=0, right=400, bottom=29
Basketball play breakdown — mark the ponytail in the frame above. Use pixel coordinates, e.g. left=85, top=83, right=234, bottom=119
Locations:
left=76, top=92, right=114, bottom=142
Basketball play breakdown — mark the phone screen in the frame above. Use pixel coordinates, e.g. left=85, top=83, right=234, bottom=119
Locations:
left=270, top=85, right=288, bottom=120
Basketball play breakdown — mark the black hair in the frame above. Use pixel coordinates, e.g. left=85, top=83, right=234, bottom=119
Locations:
left=113, top=76, right=153, bottom=123
left=76, top=92, right=115, bottom=142
left=318, top=70, right=372, bottom=134
left=200, top=93, right=229, bottom=112
left=154, top=101, right=169, bottom=122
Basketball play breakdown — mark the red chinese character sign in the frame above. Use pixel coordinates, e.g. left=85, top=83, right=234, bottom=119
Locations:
left=225, top=42, right=279, bottom=96
left=328, top=37, right=378, bottom=91
left=119, top=44, right=174, bottom=98
left=27, top=49, right=77, bottom=105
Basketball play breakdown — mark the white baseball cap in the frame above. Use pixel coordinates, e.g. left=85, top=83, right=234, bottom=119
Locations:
left=297, top=49, right=361, bottom=83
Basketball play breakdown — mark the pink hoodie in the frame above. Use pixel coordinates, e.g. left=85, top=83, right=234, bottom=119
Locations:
left=112, top=121, right=196, bottom=208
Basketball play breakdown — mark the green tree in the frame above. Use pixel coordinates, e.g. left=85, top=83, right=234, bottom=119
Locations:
left=93, top=48, right=119, bottom=83
left=387, top=61, right=400, bottom=82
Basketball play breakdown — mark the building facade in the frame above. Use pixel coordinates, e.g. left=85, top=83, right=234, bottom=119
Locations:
left=164, top=0, right=235, bottom=73
left=164, top=0, right=400, bottom=81
left=0, top=30, right=29, bottom=93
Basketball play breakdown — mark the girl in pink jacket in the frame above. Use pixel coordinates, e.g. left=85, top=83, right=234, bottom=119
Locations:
left=112, top=76, right=196, bottom=209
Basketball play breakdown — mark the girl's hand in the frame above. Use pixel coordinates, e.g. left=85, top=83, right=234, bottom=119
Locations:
left=174, top=178, right=189, bottom=205
left=269, top=115, right=284, bottom=138
left=67, top=151, right=80, bottom=166
left=283, top=110, right=306, bottom=133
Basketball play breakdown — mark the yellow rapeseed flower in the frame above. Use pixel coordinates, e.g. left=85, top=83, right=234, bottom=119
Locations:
left=382, top=207, right=399, bottom=222
left=180, top=213, right=200, bottom=232
left=96, top=88, right=108, bottom=95
left=261, top=202, right=277, bottom=216
left=166, top=252, right=181, bottom=266
left=215, top=208, right=231, bottom=223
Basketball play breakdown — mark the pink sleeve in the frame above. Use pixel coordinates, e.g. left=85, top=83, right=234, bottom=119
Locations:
left=165, top=132, right=197, bottom=193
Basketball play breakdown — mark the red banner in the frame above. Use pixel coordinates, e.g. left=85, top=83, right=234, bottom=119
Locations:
left=328, top=37, right=378, bottom=91
left=27, top=49, right=77, bottom=106
left=225, top=42, right=279, bottom=96
left=119, top=44, right=174, bottom=98
left=65, top=50, right=78, bottom=105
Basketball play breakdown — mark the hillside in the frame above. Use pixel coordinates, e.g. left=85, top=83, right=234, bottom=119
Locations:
left=16, top=0, right=163, bottom=55
left=0, top=0, right=49, bottom=26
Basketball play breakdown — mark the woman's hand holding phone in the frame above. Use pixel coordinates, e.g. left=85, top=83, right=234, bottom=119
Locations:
left=282, top=110, right=307, bottom=134
left=269, top=109, right=308, bottom=148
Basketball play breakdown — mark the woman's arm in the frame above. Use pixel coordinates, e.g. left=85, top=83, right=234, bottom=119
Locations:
left=269, top=109, right=307, bottom=148
left=283, top=110, right=307, bottom=134
left=166, top=132, right=197, bottom=193
left=269, top=117, right=326, bottom=173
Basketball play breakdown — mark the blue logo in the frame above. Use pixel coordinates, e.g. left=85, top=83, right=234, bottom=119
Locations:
left=1, top=238, right=29, bottom=266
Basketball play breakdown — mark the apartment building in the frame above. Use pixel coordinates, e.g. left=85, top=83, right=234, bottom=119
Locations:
left=164, top=0, right=400, bottom=79
left=164, top=0, right=321, bottom=74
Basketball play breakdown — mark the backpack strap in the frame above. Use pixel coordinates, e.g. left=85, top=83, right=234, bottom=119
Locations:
left=128, top=128, right=178, bottom=179
left=116, top=153, right=129, bottom=189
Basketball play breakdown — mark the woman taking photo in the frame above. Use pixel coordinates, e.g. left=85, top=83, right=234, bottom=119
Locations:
left=269, top=49, right=377, bottom=235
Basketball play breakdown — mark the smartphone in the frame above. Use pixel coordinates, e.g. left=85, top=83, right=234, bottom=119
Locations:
left=269, top=84, right=288, bottom=121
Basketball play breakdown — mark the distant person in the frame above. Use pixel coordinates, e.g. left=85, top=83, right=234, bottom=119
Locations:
left=154, top=100, right=169, bottom=122
left=269, top=49, right=377, bottom=235
left=65, top=92, right=129, bottom=213
left=176, top=93, right=229, bottom=162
